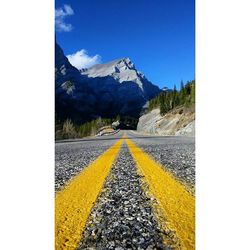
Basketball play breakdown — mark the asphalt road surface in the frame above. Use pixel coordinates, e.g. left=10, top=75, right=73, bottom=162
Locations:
left=55, top=130, right=195, bottom=250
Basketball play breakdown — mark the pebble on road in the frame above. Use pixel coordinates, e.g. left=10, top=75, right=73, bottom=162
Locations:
left=78, top=143, right=180, bottom=250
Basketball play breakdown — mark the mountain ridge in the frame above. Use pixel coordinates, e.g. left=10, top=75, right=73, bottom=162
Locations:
left=55, top=41, right=161, bottom=123
left=81, top=56, right=160, bottom=102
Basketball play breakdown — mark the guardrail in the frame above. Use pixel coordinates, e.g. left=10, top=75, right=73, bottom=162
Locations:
left=96, top=129, right=120, bottom=136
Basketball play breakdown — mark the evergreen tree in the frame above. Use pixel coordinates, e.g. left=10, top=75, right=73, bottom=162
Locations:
left=180, top=80, right=184, bottom=90
left=148, top=79, right=195, bottom=115
left=191, top=81, right=195, bottom=104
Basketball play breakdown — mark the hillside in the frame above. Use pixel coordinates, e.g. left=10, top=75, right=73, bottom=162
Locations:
left=137, top=105, right=195, bottom=136
left=137, top=80, right=195, bottom=136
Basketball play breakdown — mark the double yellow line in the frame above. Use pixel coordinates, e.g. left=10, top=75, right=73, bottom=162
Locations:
left=55, top=136, right=195, bottom=250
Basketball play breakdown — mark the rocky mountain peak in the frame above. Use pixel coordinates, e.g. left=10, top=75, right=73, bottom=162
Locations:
left=80, top=57, right=147, bottom=87
left=117, top=57, right=134, bottom=69
left=55, top=41, right=161, bottom=120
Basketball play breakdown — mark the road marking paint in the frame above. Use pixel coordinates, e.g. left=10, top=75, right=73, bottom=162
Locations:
left=126, top=138, right=195, bottom=250
left=55, top=139, right=123, bottom=250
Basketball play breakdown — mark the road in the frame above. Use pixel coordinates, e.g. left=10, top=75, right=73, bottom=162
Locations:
left=55, top=130, right=195, bottom=250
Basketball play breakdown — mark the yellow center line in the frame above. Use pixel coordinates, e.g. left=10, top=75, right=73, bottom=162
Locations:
left=126, top=138, right=195, bottom=250
left=55, top=138, right=123, bottom=250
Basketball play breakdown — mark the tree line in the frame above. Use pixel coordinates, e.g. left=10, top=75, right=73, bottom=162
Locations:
left=148, top=80, right=195, bottom=116
left=55, top=115, right=139, bottom=140
left=55, top=117, right=116, bottom=140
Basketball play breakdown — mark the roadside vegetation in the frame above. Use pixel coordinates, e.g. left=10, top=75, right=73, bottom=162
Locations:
left=55, top=117, right=115, bottom=140
left=55, top=81, right=195, bottom=140
left=148, top=80, right=195, bottom=116
left=55, top=115, right=138, bottom=140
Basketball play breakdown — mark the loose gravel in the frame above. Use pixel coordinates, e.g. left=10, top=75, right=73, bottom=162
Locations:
left=78, top=143, right=178, bottom=250
left=55, top=139, right=117, bottom=191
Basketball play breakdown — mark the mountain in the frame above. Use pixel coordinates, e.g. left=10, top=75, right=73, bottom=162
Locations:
left=55, top=41, right=161, bottom=123
left=80, top=58, right=159, bottom=99
left=55, top=42, right=97, bottom=123
left=162, top=87, right=172, bottom=92
left=80, top=57, right=160, bottom=117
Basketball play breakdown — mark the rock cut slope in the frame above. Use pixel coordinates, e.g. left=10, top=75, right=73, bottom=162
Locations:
left=137, top=106, right=195, bottom=136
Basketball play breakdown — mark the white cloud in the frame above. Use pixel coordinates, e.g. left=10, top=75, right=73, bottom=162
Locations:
left=55, top=4, right=74, bottom=32
left=67, top=50, right=101, bottom=69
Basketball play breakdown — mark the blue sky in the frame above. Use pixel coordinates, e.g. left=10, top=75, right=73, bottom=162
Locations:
left=55, top=0, right=195, bottom=89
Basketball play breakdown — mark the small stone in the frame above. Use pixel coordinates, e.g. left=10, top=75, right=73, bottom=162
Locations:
left=127, top=216, right=134, bottom=221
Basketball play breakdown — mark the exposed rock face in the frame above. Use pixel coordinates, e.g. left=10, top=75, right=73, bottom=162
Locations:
left=55, top=42, right=161, bottom=122
left=81, top=58, right=159, bottom=99
left=81, top=58, right=160, bottom=116
left=111, top=120, right=120, bottom=129
left=81, top=58, right=137, bottom=82
left=175, top=120, right=195, bottom=136
left=55, top=42, right=81, bottom=88
left=55, top=42, right=97, bottom=122
left=137, top=106, right=195, bottom=136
